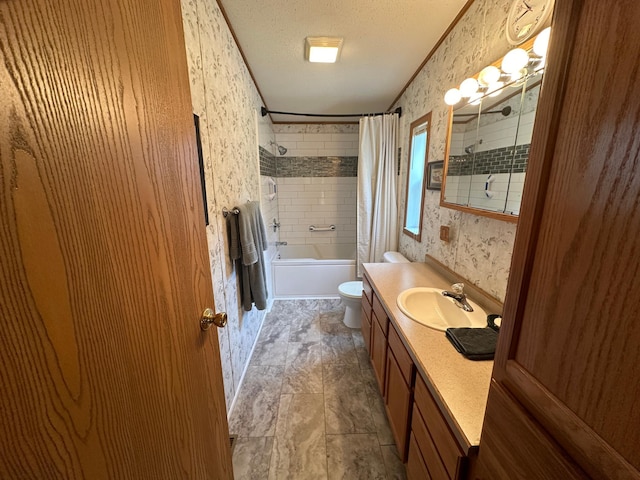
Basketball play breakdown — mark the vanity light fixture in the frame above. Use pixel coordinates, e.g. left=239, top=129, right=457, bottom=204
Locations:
left=459, top=77, right=479, bottom=97
left=501, top=48, right=530, bottom=73
left=305, top=37, right=343, bottom=63
left=444, top=88, right=462, bottom=106
left=533, top=27, right=551, bottom=56
left=478, top=66, right=501, bottom=86
left=442, top=28, right=552, bottom=107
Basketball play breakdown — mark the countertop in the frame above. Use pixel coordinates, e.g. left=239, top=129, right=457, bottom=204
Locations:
left=362, top=261, right=496, bottom=450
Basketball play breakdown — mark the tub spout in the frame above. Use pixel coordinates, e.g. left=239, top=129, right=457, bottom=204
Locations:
left=275, top=241, right=288, bottom=246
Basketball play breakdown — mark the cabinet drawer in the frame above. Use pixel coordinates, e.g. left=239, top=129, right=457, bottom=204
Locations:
left=412, top=404, right=450, bottom=480
left=385, top=347, right=412, bottom=461
left=388, top=323, right=414, bottom=386
left=371, top=314, right=387, bottom=393
left=415, top=374, right=464, bottom=479
left=362, top=274, right=372, bottom=304
left=407, top=433, right=432, bottom=480
left=361, top=305, right=372, bottom=354
left=372, top=293, right=388, bottom=336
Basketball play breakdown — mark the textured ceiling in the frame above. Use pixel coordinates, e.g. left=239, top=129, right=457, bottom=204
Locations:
left=217, top=0, right=470, bottom=123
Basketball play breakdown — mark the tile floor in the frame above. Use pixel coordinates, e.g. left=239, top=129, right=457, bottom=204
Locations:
left=228, top=299, right=407, bottom=480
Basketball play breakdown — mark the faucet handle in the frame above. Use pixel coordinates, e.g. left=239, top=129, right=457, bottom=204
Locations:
left=451, top=283, right=465, bottom=294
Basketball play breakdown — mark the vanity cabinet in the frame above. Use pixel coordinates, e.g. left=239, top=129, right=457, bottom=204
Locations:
left=371, top=293, right=389, bottom=391
left=363, top=267, right=482, bottom=480
left=408, top=374, right=470, bottom=480
left=385, top=323, right=415, bottom=461
left=362, top=273, right=389, bottom=392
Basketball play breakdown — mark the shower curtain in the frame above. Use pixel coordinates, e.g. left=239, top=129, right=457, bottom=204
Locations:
left=357, top=113, right=399, bottom=276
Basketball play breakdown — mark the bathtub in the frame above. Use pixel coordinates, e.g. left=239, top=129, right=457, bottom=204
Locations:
left=272, top=244, right=356, bottom=298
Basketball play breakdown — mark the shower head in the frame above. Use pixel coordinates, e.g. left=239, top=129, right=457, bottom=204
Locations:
left=464, top=144, right=475, bottom=155
left=269, top=140, right=288, bottom=156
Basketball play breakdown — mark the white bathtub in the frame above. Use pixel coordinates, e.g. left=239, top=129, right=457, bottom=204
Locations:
left=272, top=244, right=356, bottom=298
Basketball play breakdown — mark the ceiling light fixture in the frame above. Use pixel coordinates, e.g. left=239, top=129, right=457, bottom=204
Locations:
left=305, top=37, right=343, bottom=63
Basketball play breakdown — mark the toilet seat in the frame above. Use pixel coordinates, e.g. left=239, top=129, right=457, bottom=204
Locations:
left=338, top=281, right=363, bottom=299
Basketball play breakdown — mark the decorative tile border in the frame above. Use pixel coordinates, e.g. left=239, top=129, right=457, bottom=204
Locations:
left=447, top=144, right=530, bottom=176
left=259, top=147, right=357, bottom=178
left=259, top=146, right=277, bottom=177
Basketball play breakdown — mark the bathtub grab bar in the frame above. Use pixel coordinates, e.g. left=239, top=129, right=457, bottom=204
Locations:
left=309, top=225, right=336, bottom=232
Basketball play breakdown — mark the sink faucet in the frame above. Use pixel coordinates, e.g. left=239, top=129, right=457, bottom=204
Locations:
left=442, top=283, right=474, bottom=312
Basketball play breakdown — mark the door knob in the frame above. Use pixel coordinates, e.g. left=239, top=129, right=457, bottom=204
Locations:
left=201, top=308, right=227, bottom=330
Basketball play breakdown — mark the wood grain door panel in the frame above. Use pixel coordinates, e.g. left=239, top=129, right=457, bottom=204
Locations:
left=0, top=0, right=232, bottom=477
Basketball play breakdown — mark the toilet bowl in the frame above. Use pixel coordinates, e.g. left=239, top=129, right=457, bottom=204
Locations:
left=338, top=281, right=363, bottom=328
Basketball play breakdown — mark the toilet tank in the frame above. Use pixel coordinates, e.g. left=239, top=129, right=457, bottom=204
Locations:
left=383, top=251, right=410, bottom=263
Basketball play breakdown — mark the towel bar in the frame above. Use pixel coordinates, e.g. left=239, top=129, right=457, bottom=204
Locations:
left=222, top=207, right=240, bottom=217
left=309, top=225, right=336, bottom=232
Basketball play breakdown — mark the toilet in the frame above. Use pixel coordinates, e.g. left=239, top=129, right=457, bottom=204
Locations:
left=338, top=281, right=364, bottom=328
left=338, top=251, right=410, bottom=328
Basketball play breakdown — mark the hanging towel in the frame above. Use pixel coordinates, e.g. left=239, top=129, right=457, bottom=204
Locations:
left=445, top=327, right=498, bottom=361
left=227, top=201, right=268, bottom=311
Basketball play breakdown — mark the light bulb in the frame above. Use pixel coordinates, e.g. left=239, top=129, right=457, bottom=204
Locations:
left=459, top=78, right=479, bottom=97
left=502, top=48, right=529, bottom=74
left=478, top=66, right=501, bottom=87
left=444, top=88, right=462, bottom=106
left=488, top=82, right=504, bottom=97
left=533, top=27, right=551, bottom=57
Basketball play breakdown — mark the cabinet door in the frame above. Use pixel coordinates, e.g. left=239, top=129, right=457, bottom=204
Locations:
left=371, top=312, right=387, bottom=393
left=361, top=303, right=372, bottom=354
left=407, top=434, right=432, bottom=480
left=385, top=348, right=412, bottom=461
left=477, top=0, right=640, bottom=478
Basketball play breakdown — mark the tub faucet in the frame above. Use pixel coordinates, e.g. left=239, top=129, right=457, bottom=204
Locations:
left=442, top=283, right=474, bottom=312
left=275, top=241, right=287, bottom=246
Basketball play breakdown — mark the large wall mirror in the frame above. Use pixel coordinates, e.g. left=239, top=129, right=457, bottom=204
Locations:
left=440, top=32, right=548, bottom=222
left=403, top=112, right=432, bottom=241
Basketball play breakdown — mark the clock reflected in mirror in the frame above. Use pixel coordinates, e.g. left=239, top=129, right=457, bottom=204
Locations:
left=506, top=0, right=555, bottom=45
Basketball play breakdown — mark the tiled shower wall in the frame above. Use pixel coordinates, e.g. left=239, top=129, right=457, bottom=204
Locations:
left=181, top=0, right=274, bottom=414
left=271, top=125, right=359, bottom=246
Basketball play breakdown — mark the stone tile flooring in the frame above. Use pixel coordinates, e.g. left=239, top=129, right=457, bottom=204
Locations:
left=229, top=299, right=407, bottom=480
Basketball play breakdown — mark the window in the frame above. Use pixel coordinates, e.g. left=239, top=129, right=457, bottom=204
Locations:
left=403, top=112, right=431, bottom=241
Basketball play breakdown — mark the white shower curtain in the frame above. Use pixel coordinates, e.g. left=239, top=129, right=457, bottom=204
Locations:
left=357, top=113, right=399, bottom=276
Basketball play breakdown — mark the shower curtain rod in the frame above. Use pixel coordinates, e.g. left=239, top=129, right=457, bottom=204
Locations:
left=260, top=106, right=402, bottom=118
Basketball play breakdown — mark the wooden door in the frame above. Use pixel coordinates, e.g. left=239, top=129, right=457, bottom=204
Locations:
left=0, top=0, right=233, bottom=478
left=477, top=0, right=640, bottom=478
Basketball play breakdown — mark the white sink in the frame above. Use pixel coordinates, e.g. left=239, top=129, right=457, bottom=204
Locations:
left=396, top=287, right=487, bottom=331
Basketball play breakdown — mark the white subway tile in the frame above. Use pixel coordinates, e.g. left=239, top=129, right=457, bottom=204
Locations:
left=303, top=133, right=332, bottom=142
left=288, top=148, right=319, bottom=157
left=294, top=141, right=324, bottom=149
left=276, top=133, right=304, bottom=142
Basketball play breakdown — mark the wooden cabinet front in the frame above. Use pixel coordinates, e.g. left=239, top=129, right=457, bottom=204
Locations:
left=407, top=433, right=432, bottom=480
left=361, top=288, right=373, bottom=354
left=371, top=311, right=387, bottom=392
left=385, top=346, right=412, bottom=461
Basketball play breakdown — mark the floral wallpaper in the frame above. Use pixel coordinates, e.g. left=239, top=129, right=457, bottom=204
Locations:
left=395, top=0, right=522, bottom=302
left=181, top=0, right=274, bottom=413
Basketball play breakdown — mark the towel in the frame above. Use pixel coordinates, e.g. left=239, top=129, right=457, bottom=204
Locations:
left=227, top=201, right=268, bottom=311
left=445, top=327, right=498, bottom=361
